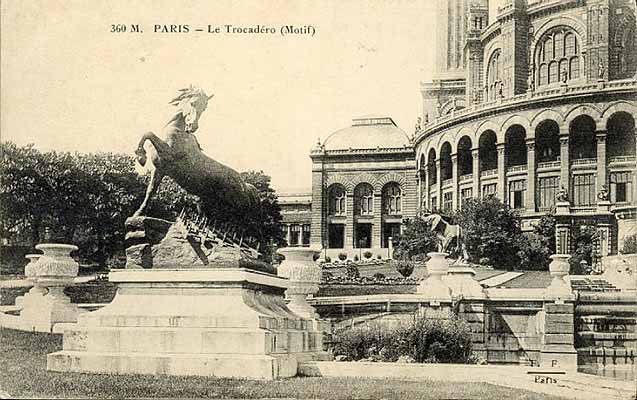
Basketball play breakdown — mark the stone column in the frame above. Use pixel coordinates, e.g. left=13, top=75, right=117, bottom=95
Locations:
left=526, top=139, right=536, bottom=211
left=416, top=170, right=422, bottom=213
left=555, top=224, right=571, bottom=254
left=423, top=166, right=429, bottom=210
left=497, top=143, right=506, bottom=202
left=559, top=134, right=570, bottom=193
left=451, top=153, right=458, bottom=210
left=286, top=224, right=292, bottom=246
left=372, top=193, right=382, bottom=248
left=345, top=194, right=354, bottom=248
left=436, top=160, right=442, bottom=210
left=596, top=130, right=607, bottom=196
left=472, top=148, right=480, bottom=198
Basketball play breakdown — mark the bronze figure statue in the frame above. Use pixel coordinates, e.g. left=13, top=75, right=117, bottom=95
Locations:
left=133, top=86, right=259, bottom=225
left=422, top=213, right=469, bottom=261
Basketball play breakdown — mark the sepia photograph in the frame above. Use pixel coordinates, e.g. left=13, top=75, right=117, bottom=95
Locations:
left=1, top=0, right=636, bottom=399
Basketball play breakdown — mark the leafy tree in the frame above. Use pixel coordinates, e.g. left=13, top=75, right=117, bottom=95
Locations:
left=516, top=214, right=556, bottom=270
left=392, top=217, right=437, bottom=260
left=569, top=225, right=598, bottom=274
left=621, top=234, right=637, bottom=254
left=453, top=196, right=521, bottom=270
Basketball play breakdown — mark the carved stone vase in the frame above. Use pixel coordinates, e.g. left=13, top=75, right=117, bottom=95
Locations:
left=16, top=254, right=44, bottom=308
left=19, top=243, right=80, bottom=331
left=276, top=247, right=321, bottom=319
left=417, top=252, right=452, bottom=301
left=546, top=254, right=573, bottom=298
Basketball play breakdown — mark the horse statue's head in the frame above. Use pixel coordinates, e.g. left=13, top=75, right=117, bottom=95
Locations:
left=169, top=86, right=214, bottom=133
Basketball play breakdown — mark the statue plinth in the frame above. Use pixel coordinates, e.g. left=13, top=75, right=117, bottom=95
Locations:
left=443, top=262, right=484, bottom=299
left=47, top=267, right=331, bottom=379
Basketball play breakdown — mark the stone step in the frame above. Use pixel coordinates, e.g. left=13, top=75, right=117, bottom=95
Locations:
left=62, top=325, right=322, bottom=355
left=47, top=350, right=304, bottom=379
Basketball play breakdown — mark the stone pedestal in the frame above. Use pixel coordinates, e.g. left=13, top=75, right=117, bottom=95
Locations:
left=417, top=252, right=452, bottom=304
left=276, top=247, right=321, bottom=319
left=15, top=254, right=43, bottom=308
left=18, top=244, right=80, bottom=332
left=47, top=268, right=331, bottom=380
left=545, top=254, right=574, bottom=301
left=443, top=262, right=484, bottom=299
left=540, top=302, right=577, bottom=370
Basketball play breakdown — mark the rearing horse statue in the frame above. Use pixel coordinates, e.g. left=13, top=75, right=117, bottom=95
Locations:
left=133, top=86, right=259, bottom=224
left=422, top=213, right=469, bottom=262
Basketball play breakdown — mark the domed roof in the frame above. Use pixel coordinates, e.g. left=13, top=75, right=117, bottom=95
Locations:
left=323, top=116, right=411, bottom=151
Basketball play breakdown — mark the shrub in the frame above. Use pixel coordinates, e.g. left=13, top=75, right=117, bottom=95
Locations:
left=354, top=255, right=359, bottom=262
left=621, top=234, right=637, bottom=254
left=324, top=256, right=332, bottom=263
left=338, top=252, right=347, bottom=261
left=377, top=254, right=382, bottom=260
left=372, top=272, right=386, bottom=280
left=392, top=217, right=437, bottom=261
left=322, top=270, right=334, bottom=281
left=364, top=251, right=373, bottom=259
left=332, top=314, right=473, bottom=364
left=394, top=260, right=415, bottom=277
left=345, top=264, right=360, bottom=279
left=569, top=225, right=598, bottom=274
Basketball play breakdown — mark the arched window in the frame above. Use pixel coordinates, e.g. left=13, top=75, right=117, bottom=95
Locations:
left=328, top=185, right=346, bottom=216
left=486, top=49, right=501, bottom=101
left=382, top=183, right=402, bottom=215
left=354, top=183, right=374, bottom=216
left=536, top=27, right=580, bottom=87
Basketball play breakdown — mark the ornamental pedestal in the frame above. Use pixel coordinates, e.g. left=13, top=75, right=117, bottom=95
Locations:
left=18, top=244, right=80, bottom=332
left=443, top=262, right=484, bottom=299
left=15, top=254, right=43, bottom=308
left=277, top=247, right=321, bottom=319
left=417, top=252, right=452, bottom=304
left=545, top=254, right=574, bottom=300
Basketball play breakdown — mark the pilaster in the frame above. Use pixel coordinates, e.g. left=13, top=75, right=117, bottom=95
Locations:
left=345, top=194, right=354, bottom=249
left=596, top=130, right=607, bottom=195
left=497, top=144, right=506, bottom=201
left=372, top=194, right=382, bottom=248
left=526, top=139, right=536, bottom=211
left=559, top=135, right=570, bottom=193
left=472, top=148, right=480, bottom=198
left=451, top=154, right=458, bottom=210
left=436, top=160, right=442, bottom=210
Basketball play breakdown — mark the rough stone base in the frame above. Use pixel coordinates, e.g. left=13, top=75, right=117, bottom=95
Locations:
left=47, top=269, right=331, bottom=379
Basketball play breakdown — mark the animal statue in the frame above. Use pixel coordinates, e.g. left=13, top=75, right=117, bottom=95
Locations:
left=422, top=213, right=469, bottom=262
left=133, top=86, right=260, bottom=227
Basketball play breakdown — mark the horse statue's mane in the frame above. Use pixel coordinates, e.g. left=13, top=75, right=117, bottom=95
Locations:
left=132, top=86, right=261, bottom=242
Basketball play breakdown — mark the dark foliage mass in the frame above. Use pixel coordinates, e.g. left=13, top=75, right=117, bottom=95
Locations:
left=0, top=142, right=283, bottom=266
left=332, top=314, right=474, bottom=364
left=391, top=217, right=437, bottom=261
left=622, top=234, right=637, bottom=254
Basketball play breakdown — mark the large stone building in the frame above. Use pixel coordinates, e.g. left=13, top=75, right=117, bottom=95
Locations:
left=416, top=0, right=637, bottom=255
left=294, top=0, right=636, bottom=259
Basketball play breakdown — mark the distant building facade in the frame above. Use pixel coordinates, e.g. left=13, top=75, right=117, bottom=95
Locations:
left=309, top=117, right=417, bottom=258
left=278, top=192, right=312, bottom=247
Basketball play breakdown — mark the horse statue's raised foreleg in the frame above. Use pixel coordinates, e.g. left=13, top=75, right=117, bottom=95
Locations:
left=135, top=131, right=171, bottom=167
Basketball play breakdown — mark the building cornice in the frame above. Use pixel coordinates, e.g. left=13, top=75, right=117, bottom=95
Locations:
left=414, top=79, right=637, bottom=146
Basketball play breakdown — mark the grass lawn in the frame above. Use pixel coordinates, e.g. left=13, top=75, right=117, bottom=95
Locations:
left=0, top=328, right=568, bottom=400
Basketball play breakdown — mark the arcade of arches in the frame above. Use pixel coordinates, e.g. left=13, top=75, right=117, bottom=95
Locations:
left=418, top=111, right=637, bottom=215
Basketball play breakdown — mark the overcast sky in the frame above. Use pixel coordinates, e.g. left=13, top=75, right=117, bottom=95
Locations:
left=1, top=0, right=503, bottom=193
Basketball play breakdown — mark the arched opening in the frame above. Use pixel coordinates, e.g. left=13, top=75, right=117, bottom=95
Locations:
left=607, top=112, right=636, bottom=159
left=428, top=148, right=437, bottom=185
left=607, top=112, right=636, bottom=203
left=486, top=50, right=502, bottom=101
left=353, top=183, right=373, bottom=249
left=327, top=184, right=346, bottom=249
left=457, top=136, right=473, bottom=176
left=569, top=115, right=597, bottom=160
left=536, top=27, right=581, bottom=87
left=440, top=142, right=453, bottom=182
left=328, top=184, right=346, bottom=216
left=479, top=130, right=497, bottom=173
left=536, top=120, right=560, bottom=163
left=505, top=125, right=527, bottom=168
left=381, top=182, right=402, bottom=248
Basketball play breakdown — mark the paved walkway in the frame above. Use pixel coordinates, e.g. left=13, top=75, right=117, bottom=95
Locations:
left=299, top=361, right=636, bottom=400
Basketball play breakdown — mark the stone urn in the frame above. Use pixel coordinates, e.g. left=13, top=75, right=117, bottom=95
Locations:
left=16, top=254, right=44, bottom=308
left=31, top=243, right=79, bottom=286
left=417, top=252, right=452, bottom=301
left=546, top=254, right=572, bottom=297
left=24, top=254, right=43, bottom=278
left=444, top=261, right=484, bottom=299
left=277, top=247, right=321, bottom=319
